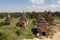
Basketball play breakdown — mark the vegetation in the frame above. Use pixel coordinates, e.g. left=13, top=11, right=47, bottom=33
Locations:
left=0, top=18, right=35, bottom=40
left=0, top=12, right=59, bottom=40
left=0, top=11, right=60, bottom=19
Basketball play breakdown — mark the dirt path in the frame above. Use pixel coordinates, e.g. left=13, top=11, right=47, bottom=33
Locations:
left=52, top=31, right=60, bottom=40
left=42, top=31, right=60, bottom=40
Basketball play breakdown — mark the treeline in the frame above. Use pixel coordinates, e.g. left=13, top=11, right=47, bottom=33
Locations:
left=0, top=11, right=60, bottom=19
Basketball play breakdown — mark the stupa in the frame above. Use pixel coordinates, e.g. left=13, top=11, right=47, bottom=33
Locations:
left=33, top=14, right=49, bottom=37
left=17, top=12, right=29, bottom=27
left=45, top=10, right=56, bottom=25
left=5, top=14, right=11, bottom=25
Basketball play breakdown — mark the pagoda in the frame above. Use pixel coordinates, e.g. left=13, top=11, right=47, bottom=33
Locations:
left=5, top=14, right=11, bottom=25
left=33, top=14, right=49, bottom=37
left=16, top=13, right=29, bottom=27
left=45, top=10, right=56, bottom=25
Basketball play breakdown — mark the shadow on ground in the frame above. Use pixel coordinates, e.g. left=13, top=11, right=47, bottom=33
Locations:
left=31, top=28, right=38, bottom=35
left=0, top=22, right=5, bottom=27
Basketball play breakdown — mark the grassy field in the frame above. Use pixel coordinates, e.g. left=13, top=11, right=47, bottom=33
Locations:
left=0, top=17, right=60, bottom=40
left=0, top=18, right=35, bottom=40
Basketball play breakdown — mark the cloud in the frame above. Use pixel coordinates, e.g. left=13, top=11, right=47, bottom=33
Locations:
left=26, top=5, right=36, bottom=11
left=57, top=1, right=60, bottom=4
left=29, top=0, right=44, bottom=4
left=25, top=0, right=60, bottom=12
left=24, top=4, right=60, bottom=12
left=50, top=5, right=60, bottom=7
left=26, top=5, right=35, bottom=9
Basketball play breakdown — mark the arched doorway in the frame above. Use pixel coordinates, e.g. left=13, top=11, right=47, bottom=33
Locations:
left=42, top=32, right=46, bottom=36
left=20, top=24, right=23, bottom=27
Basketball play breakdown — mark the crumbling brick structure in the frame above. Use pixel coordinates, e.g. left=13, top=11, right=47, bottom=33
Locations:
left=33, top=14, right=49, bottom=37
left=5, top=14, right=11, bottom=25
left=17, top=13, right=29, bottom=27
left=45, top=10, right=56, bottom=25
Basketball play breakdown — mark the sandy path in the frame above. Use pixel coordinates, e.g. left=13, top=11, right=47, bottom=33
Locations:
left=52, top=31, right=60, bottom=40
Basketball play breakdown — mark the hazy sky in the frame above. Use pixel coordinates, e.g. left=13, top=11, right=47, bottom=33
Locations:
left=0, top=0, right=60, bottom=12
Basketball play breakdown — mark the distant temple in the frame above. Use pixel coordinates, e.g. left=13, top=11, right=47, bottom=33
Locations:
left=45, top=10, right=56, bottom=25
left=5, top=14, right=11, bottom=25
left=16, top=13, right=29, bottom=27
left=33, top=14, right=49, bottom=37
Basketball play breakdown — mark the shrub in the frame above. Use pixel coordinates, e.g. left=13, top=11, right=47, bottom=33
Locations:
left=16, top=30, right=20, bottom=36
left=0, top=30, right=11, bottom=40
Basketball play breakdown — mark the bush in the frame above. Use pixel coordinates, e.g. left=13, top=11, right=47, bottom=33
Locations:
left=0, top=30, right=11, bottom=40
left=16, top=30, right=20, bottom=36
left=49, top=28, right=55, bottom=35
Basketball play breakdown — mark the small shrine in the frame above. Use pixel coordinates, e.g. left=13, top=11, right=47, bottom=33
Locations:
left=17, top=13, right=29, bottom=27
left=45, top=10, right=56, bottom=25
left=5, top=14, right=11, bottom=25
left=33, top=14, right=49, bottom=37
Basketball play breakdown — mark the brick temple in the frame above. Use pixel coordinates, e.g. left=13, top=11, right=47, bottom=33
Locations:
left=17, top=13, right=29, bottom=27
left=33, top=14, right=49, bottom=37
left=5, top=14, right=11, bottom=25
left=45, top=10, right=56, bottom=25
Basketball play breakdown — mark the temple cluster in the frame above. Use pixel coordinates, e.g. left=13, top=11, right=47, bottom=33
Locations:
left=32, top=10, right=56, bottom=37
left=4, top=10, right=56, bottom=37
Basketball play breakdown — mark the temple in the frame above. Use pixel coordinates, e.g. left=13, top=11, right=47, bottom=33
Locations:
left=33, top=14, right=49, bottom=37
left=16, top=13, right=29, bottom=27
left=5, top=14, right=11, bottom=25
left=45, top=10, right=56, bottom=25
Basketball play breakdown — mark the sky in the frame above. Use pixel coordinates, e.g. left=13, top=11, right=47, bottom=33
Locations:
left=0, top=0, right=60, bottom=12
